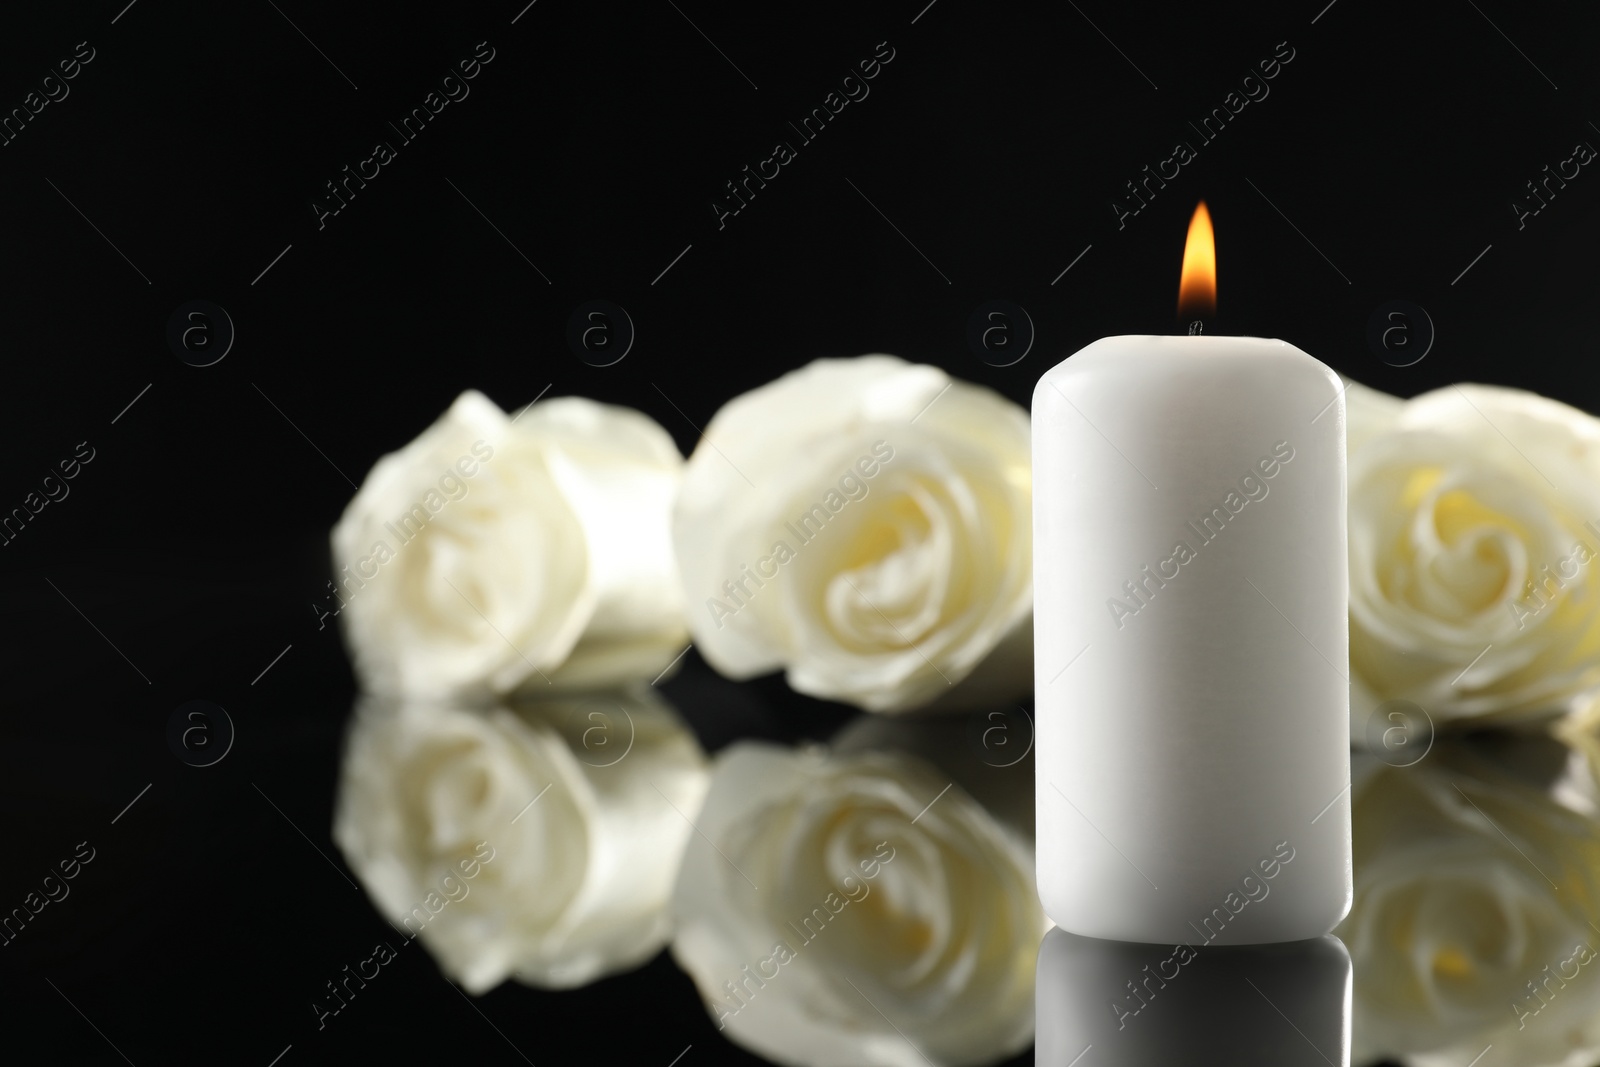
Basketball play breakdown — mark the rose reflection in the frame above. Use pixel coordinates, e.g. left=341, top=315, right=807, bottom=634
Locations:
left=669, top=741, right=1044, bottom=1067
left=331, top=689, right=708, bottom=994
left=1340, top=734, right=1600, bottom=1067
left=330, top=687, right=1600, bottom=1067
left=1035, top=927, right=1351, bottom=1066
left=830, top=709, right=1034, bottom=840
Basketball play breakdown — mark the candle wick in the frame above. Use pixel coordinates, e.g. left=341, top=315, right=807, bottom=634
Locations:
left=1188, top=320, right=1205, bottom=336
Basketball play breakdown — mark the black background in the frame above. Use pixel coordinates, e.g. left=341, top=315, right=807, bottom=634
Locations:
left=2, top=0, right=1597, bottom=1063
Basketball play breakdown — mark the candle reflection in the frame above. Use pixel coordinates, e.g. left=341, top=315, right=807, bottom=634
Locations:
left=1035, top=927, right=1351, bottom=1066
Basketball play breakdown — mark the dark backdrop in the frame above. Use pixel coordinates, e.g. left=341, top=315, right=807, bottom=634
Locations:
left=2, top=0, right=1597, bottom=1063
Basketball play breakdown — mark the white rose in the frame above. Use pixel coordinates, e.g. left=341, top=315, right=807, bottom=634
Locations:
left=331, top=390, right=688, bottom=700
left=332, top=690, right=709, bottom=993
left=1338, top=745, right=1600, bottom=1067
left=1340, top=374, right=1405, bottom=453
left=670, top=741, right=1044, bottom=1067
left=673, top=356, right=1032, bottom=713
left=1346, top=380, right=1600, bottom=730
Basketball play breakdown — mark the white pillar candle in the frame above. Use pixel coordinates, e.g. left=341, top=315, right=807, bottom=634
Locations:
left=1032, top=333, right=1351, bottom=944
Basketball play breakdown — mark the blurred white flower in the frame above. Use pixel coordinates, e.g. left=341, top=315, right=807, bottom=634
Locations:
left=1345, top=380, right=1600, bottom=730
left=1338, top=743, right=1600, bottom=1067
left=332, top=690, right=708, bottom=993
left=331, top=390, right=688, bottom=700
left=1339, top=374, right=1405, bottom=453
left=671, top=741, right=1043, bottom=1067
left=673, top=356, right=1032, bottom=713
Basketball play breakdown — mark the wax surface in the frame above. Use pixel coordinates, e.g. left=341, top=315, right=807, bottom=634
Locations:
left=1033, top=335, right=1351, bottom=944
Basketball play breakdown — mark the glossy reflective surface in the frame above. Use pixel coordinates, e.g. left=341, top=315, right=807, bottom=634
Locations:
left=1036, top=928, right=1351, bottom=1065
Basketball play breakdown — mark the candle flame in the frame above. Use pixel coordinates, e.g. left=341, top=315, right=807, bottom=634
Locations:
left=1177, top=200, right=1217, bottom=321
